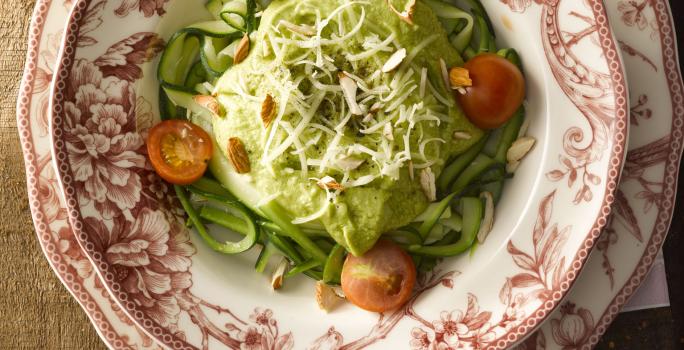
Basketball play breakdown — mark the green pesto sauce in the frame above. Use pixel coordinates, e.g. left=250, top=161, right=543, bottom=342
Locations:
left=211, top=0, right=483, bottom=255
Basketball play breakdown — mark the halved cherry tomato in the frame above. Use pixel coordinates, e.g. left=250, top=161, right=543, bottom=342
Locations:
left=147, top=119, right=213, bottom=185
left=341, top=239, right=416, bottom=312
left=456, top=53, right=525, bottom=130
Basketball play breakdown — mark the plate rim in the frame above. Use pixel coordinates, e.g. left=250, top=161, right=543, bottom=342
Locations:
left=45, top=0, right=629, bottom=349
left=16, top=0, right=684, bottom=349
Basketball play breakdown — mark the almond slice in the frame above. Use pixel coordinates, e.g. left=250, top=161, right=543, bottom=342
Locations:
left=506, top=160, right=521, bottom=174
left=271, top=258, right=289, bottom=290
left=452, top=131, right=472, bottom=140
left=477, top=192, right=494, bottom=244
left=386, top=0, right=416, bottom=25
left=261, top=94, right=276, bottom=128
left=316, top=281, right=343, bottom=312
left=338, top=72, right=363, bottom=115
left=227, top=137, right=251, bottom=174
left=193, top=95, right=220, bottom=115
left=234, top=33, right=250, bottom=64
left=420, top=168, right=437, bottom=202
left=506, top=136, right=536, bottom=163
left=382, top=48, right=407, bottom=73
left=317, top=176, right=344, bottom=191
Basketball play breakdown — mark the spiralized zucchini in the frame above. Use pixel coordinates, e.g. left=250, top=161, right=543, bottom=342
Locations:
left=157, top=0, right=529, bottom=288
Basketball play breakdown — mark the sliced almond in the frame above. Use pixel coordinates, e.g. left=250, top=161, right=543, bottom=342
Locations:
left=453, top=131, right=472, bottom=141
left=338, top=71, right=363, bottom=115
left=227, top=137, right=251, bottom=174
left=233, top=33, right=250, bottom=65
left=193, top=95, right=220, bottom=115
left=506, top=160, right=521, bottom=174
left=449, top=67, right=473, bottom=90
left=477, top=192, right=494, bottom=244
left=261, top=94, right=276, bottom=128
left=383, top=122, right=394, bottom=141
left=315, top=281, right=343, bottom=312
left=386, top=0, right=416, bottom=25
left=271, top=258, right=289, bottom=290
left=317, top=176, right=344, bottom=191
left=279, top=20, right=316, bottom=36
left=382, top=48, right=407, bottom=73
left=335, top=156, right=364, bottom=171
left=506, top=136, right=536, bottom=163
left=420, top=168, right=437, bottom=202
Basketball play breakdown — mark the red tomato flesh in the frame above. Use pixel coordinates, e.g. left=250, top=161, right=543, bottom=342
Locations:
left=147, top=119, right=213, bottom=185
left=456, top=53, right=525, bottom=130
left=341, top=240, right=417, bottom=312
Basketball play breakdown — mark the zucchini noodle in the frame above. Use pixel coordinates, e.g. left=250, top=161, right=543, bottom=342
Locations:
left=154, top=0, right=531, bottom=288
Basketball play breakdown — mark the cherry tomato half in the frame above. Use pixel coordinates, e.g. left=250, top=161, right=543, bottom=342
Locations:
left=147, top=119, right=213, bottom=185
left=456, top=53, right=525, bottom=130
left=341, top=240, right=417, bottom=312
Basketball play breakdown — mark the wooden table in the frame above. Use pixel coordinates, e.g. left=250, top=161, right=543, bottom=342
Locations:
left=0, top=0, right=681, bottom=349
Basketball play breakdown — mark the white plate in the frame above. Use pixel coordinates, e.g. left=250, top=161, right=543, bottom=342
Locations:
left=19, top=0, right=664, bottom=348
left=18, top=0, right=681, bottom=349
left=47, top=0, right=629, bottom=349
left=517, top=0, right=684, bottom=348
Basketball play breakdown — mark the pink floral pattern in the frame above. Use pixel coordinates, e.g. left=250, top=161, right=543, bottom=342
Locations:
left=19, top=0, right=683, bottom=349
left=87, top=210, right=195, bottom=329
left=507, top=0, right=618, bottom=204
left=35, top=33, right=63, bottom=135
left=50, top=1, right=301, bottom=348
left=45, top=0, right=628, bottom=349
left=64, top=59, right=148, bottom=220
left=115, top=0, right=170, bottom=18
left=549, top=303, right=594, bottom=350
left=617, top=1, right=649, bottom=29
left=499, top=0, right=544, bottom=13
left=594, top=135, right=669, bottom=288
left=404, top=191, right=569, bottom=350
left=618, top=41, right=658, bottom=72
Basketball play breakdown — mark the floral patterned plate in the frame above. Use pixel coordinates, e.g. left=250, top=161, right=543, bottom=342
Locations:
left=515, top=0, right=684, bottom=348
left=16, top=0, right=162, bottom=348
left=45, top=0, right=628, bottom=349
left=16, top=1, right=683, bottom=350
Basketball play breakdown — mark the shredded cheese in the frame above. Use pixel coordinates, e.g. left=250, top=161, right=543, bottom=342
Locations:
left=225, top=1, right=465, bottom=198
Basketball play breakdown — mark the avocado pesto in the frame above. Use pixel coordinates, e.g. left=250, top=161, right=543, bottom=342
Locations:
left=211, top=0, right=482, bottom=255
left=152, top=0, right=531, bottom=309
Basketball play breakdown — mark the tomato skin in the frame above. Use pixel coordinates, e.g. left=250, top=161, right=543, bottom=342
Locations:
left=456, top=53, right=525, bottom=130
left=341, top=240, right=417, bottom=312
left=147, top=120, right=213, bottom=185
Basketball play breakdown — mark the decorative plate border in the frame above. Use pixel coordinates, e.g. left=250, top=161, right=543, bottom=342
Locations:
left=588, top=0, right=683, bottom=346
left=16, top=0, right=160, bottom=349
left=46, top=1, right=628, bottom=349
left=16, top=0, right=683, bottom=349
left=514, top=0, right=684, bottom=349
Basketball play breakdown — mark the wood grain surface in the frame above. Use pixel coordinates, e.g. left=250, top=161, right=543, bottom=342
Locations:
left=0, top=0, right=105, bottom=348
left=0, top=1, right=681, bottom=350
